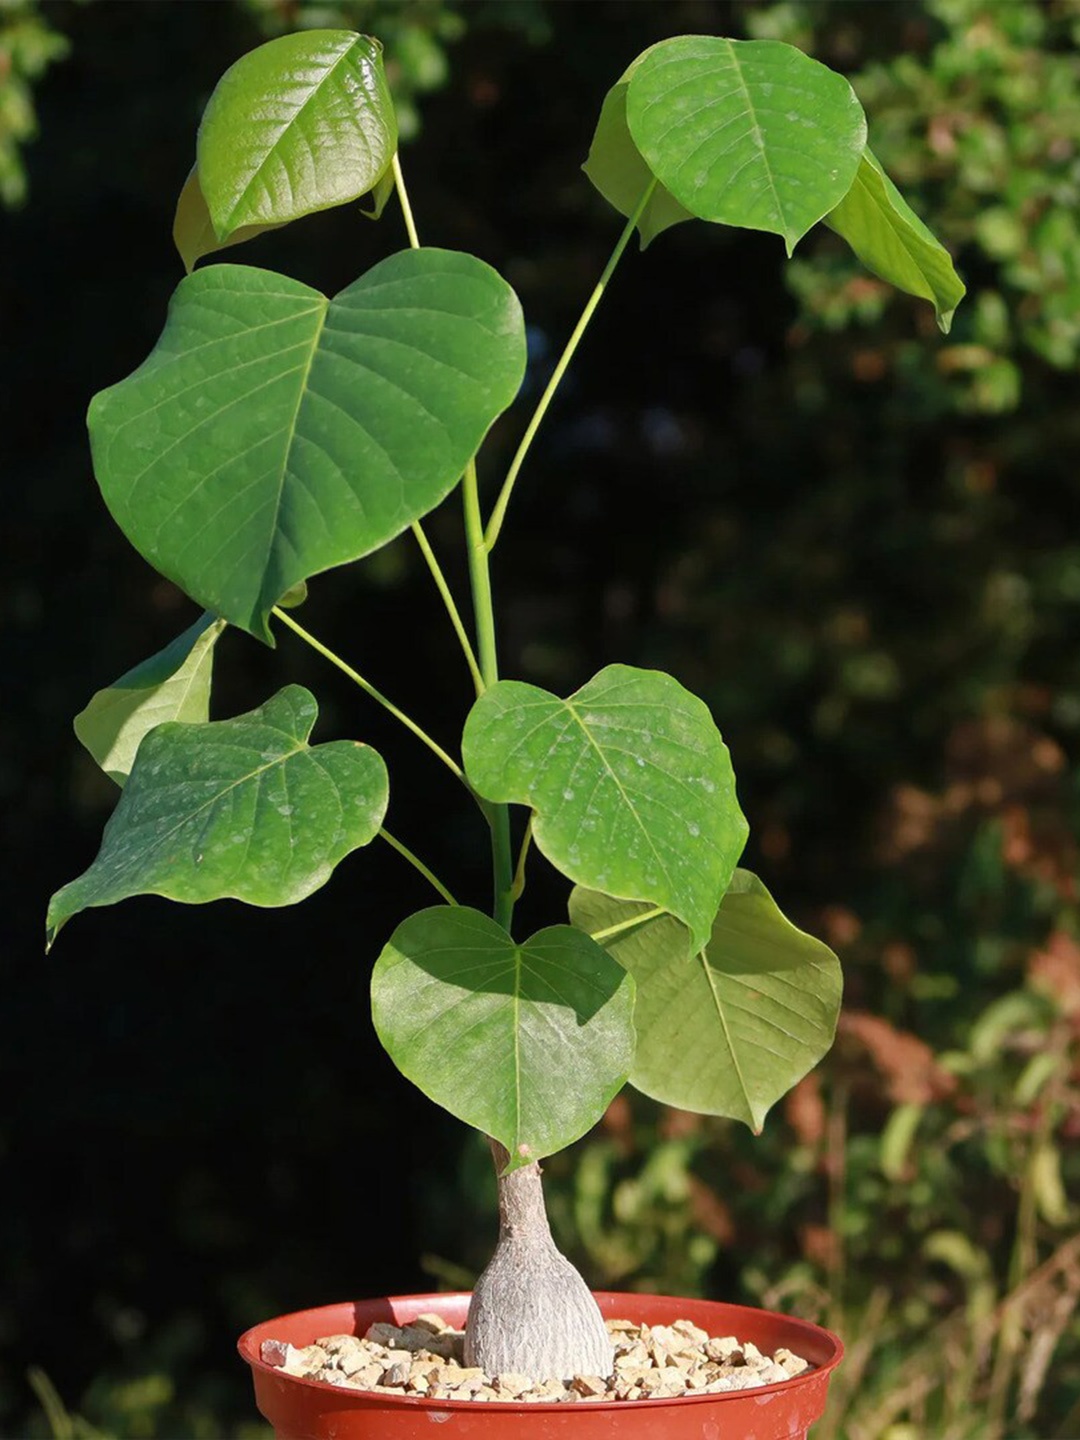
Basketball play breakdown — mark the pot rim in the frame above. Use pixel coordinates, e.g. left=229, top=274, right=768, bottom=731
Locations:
left=237, top=1290, right=844, bottom=1412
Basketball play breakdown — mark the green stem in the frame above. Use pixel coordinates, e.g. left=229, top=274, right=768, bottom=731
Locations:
left=463, top=459, right=514, bottom=929
left=391, top=155, right=484, bottom=696
left=379, top=828, right=458, bottom=905
left=272, top=606, right=464, bottom=782
left=485, top=177, right=657, bottom=551
left=589, top=906, right=666, bottom=945
left=392, top=151, right=420, bottom=249
left=510, top=815, right=533, bottom=903
left=411, top=521, right=484, bottom=695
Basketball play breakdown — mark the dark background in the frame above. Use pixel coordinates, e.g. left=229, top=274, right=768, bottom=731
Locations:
left=3, top=2, right=1080, bottom=1435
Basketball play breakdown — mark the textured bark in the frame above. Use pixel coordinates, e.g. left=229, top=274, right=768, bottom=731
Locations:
left=463, top=1141, right=614, bottom=1381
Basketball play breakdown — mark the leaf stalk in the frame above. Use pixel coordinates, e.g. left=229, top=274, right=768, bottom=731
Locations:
left=271, top=606, right=464, bottom=781
left=484, top=177, right=658, bottom=551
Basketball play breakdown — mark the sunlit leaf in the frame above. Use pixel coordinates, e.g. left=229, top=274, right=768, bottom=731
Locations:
left=371, top=906, right=635, bottom=1168
left=570, top=871, right=842, bottom=1131
left=74, top=612, right=226, bottom=786
left=463, top=665, right=747, bottom=953
left=825, top=149, right=966, bottom=332
left=47, top=685, right=387, bottom=948
left=197, top=30, right=397, bottom=241
left=623, top=36, right=866, bottom=255
left=89, top=250, right=526, bottom=642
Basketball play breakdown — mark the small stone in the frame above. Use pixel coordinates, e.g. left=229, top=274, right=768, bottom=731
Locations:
left=366, top=1322, right=406, bottom=1348
left=316, top=1367, right=351, bottom=1387
left=493, top=1372, right=532, bottom=1397
left=380, top=1359, right=411, bottom=1388
left=412, top=1313, right=454, bottom=1335
left=775, top=1347, right=810, bottom=1376
left=260, top=1339, right=291, bottom=1368
left=636, top=1370, right=663, bottom=1395
left=705, top=1335, right=742, bottom=1363
left=315, top=1334, right=357, bottom=1356
left=475, top=1387, right=498, bottom=1401
left=742, top=1341, right=764, bottom=1365
left=281, top=1344, right=327, bottom=1377
left=570, top=1374, right=607, bottom=1397
left=672, top=1320, right=709, bottom=1344
left=606, top=1318, right=637, bottom=1333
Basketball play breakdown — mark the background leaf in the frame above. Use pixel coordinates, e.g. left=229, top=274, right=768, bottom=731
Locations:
left=463, top=664, right=747, bottom=953
left=74, top=612, right=225, bottom=786
left=582, top=71, right=694, bottom=248
left=626, top=36, right=866, bottom=254
left=825, top=148, right=966, bottom=333
left=197, top=29, right=397, bottom=241
left=570, top=870, right=842, bottom=1131
left=47, top=685, right=387, bottom=948
left=89, top=250, right=526, bottom=642
left=371, top=906, right=635, bottom=1167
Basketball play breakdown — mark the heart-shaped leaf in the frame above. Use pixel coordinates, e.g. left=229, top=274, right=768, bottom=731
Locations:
left=172, top=167, right=285, bottom=274
left=197, top=29, right=397, bottom=242
left=462, top=665, right=748, bottom=953
left=618, top=36, right=866, bottom=255
left=371, top=906, right=635, bottom=1168
left=89, top=250, right=526, bottom=642
left=74, top=612, right=226, bottom=786
left=47, top=685, right=387, bottom=949
left=825, top=148, right=966, bottom=333
left=570, top=872, right=842, bottom=1132
left=582, top=65, right=694, bottom=249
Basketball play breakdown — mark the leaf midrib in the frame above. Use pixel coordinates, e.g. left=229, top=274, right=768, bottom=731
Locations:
left=222, top=36, right=360, bottom=232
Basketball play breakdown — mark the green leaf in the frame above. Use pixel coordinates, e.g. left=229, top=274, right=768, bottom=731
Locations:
left=197, top=30, right=397, bottom=242
left=582, top=69, right=694, bottom=249
left=172, top=166, right=284, bottom=274
left=89, top=250, right=526, bottom=642
left=47, top=685, right=387, bottom=949
left=569, top=871, right=842, bottom=1132
left=625, top=36, right=866, bottom=255
left=371, top=906, right=635, bottom=1168
left=74, top=612, right=226, bottom=786
left=463, top=665, right=747, bottom=953
left=825, top=149, right=966, bottom=333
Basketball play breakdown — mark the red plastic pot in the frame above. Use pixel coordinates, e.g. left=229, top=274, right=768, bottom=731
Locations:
left=239, top=1291, right=842, bottom=1439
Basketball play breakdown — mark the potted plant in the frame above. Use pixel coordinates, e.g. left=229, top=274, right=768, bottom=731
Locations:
left=46, top=26, right=964, bottom=1439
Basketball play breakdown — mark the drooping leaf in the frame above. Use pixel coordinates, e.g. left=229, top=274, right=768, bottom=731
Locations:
left=582, top=66, right=694, bottom=249
left=371, top=906, right=635, bottom=1169
left=172, top=166, right=285, bottom=273
left=197, top=29, right=397, bottom=242
left=47, top=685, right=387, bottom=949
left=825, top=148, right=966, bottom=333
left=89, top=250, right=526, bottom=642
left=602, top=36, right=866, bottom=256
left=74, top=612, right=226, bottom=786
left=570, top=870, right=842, bottom=1132
left=463, top=665, right=747, bottom=953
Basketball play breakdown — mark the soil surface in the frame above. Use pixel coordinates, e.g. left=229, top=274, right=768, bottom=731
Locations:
left=262, top=1311, right=814, bottom=1403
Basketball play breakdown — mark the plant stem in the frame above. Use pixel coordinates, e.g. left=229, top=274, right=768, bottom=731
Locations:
left=484, top=177, right=658, bottom=551
left=589, top=905, right=666, bottom=945
left=271, top=606, right=464, bottom=782
left=463, top=459, right=515, bottom=929
left=410, top=521, right=484, bottom=695
left=391, top=154, right=484, bottom=695
left=392, top=151, right=420, bottom=249
left=510, top=816, right=533, bottom=903
left=379, top=828, right=458, bottom=905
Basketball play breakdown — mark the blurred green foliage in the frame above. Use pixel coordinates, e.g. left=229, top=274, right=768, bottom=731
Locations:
left=10, top=1, right=1080, bottom=1438
left=0, top=0, right=68, bottom=205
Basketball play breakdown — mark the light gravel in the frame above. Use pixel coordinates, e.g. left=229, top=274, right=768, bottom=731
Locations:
left=262, top=1311, right=813, bottom=1403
